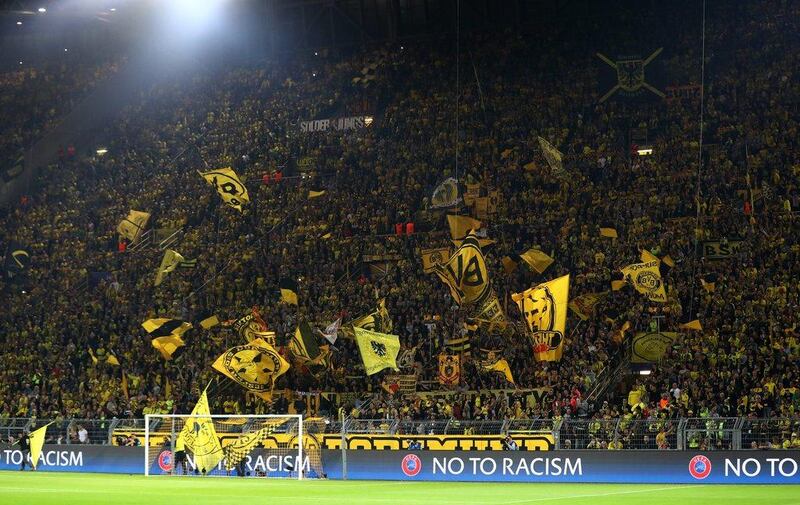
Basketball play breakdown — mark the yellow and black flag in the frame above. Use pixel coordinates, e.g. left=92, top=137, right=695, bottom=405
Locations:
left=446, top=214, right=482, bottom=240
left=117, top=209, right=150, bottom=243
left=420, top=247, right=451, bottom=274
left=178, top=388, right=224, bottom=474
left=290, top=322, right=327, bottom=366
left=621, top=260, right=667, bottom=302
left=438, top=354, right=460, bottom=386
left=353, top=327, right=400, bottom=375
left=308, top=188, right=326, bottom=199
left=599, top=227, right=618, bottom=238
left=233, top=309, right=275, bottom=344
left=212, top=338, right=290, bottom=400
left=518, top=248, right=554, bottom=274
left=431, top=178, right=461, bottom=208
left=353, top=298, right=393, bottom=333
left=154, top=249, right=185, bottom=286
left=431, top=231, right=490, bottom=306
left=279, top=278, right=299, bottom=306
left=568, top=291, right=609, bottom=321
left=680, top=319, right=703, bottom=331
left=142, top=318, right=192, bottom=360
left=223, top=424, right=275, bottom=471
left=512, top=274, right=570, bottom=362
left=4, top=241, right=30, bottom=279
left=472, top=291, right=507, bottom=332
left=200, top=167, right=249, bottom=211
left=482, top=358, right=515, bottom=386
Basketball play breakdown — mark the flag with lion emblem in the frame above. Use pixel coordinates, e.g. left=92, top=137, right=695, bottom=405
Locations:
left=512, top=274, right=570, bottom=362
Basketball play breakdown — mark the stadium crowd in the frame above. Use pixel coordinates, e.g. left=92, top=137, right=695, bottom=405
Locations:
left=0, top=0, right=798, bottom=450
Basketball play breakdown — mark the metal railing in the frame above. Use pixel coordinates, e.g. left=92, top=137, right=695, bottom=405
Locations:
left=2, top=416, right=798, bottom=450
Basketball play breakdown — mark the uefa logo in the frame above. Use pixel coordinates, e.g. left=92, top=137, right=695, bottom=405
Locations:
left=401, top=454, right=422, bottom=477
left=688, top=455, right=712, bottom=479
left=158, top=450, right=173, bottom=472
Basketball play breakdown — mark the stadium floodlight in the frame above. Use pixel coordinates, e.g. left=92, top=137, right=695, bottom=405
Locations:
left=16, top=21, right=23, bottom=25
left=38, top=7, right=46, bottom=13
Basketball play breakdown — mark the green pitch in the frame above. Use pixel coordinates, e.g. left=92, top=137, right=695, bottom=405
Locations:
left=1, top=472, right=798, bottom=505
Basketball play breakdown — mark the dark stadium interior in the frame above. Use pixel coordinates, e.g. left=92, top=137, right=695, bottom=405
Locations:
left=0, top=0, right=798, bottom=455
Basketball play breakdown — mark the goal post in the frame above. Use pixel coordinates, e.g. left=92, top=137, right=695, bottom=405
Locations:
left=144, top=414, right=322, bottom=479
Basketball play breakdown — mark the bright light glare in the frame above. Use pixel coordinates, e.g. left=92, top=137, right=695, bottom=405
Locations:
left=16, top=21, right=23, bottom=25
left=96, top=148, right=109, bottom=156
left=639, top=369, right=652, bottom=375
left=637, top=148, right=654, bottom=156
left=38, top=7, right=47, bottom=13
left=110, top=7, right=116, bottom=12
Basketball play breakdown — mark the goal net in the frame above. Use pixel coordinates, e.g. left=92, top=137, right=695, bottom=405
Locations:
left=144, top=414, right=324, bottom=479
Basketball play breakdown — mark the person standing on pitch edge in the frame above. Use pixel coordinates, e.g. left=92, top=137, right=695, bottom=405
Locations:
left=18, top=430, right=32, bottom=471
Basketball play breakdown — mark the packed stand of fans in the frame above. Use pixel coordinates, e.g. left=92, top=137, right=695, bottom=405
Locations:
left=0, top=1, right=797, bottom=445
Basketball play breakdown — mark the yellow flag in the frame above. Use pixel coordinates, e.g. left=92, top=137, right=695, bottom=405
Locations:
left=200, top=315, right=220, bottom=329
left=512, top=274, right=570, bottom=361
left=483, top=359, right=515, bottom=385
left=420, top=247, right=451, bottom=274
left=117, top=209, right=150, bottom=242
left=599, top=227, right=617, bottom=238
left=29, top=422, right=53, bottom=469
left=631, top=332, right=679, bottom=363
left=501, top=256, right=519, bottom=274
left=518, top=248, right=554, bottom=274
left=446, top=214, right=482, bottom=240
left=568, top=291, right=608, bottom=320
left=662, top=255, right=675, bottom=268
left=212, top=338, right=290, bottom=400
left=151, top=335, right=185, bottom=360
left=621, top=260, right=667, bottom=302
left=154, top=249, right=185, bottom=286
left=308, top=190, right=326, bottom=198
left=354, top=327, right=401, bottom=375
left=223, top=424, right=274, bottom=471
left=179, top=390, right=224, bottom=474
left=611, top=279, right=626, bottom=291
left=200, top=167, right=249, bottom=211
left=432, top=231, right=490, bottom=306
left=451, top=237, right=495, bottom=248
left=680, top=320, right=703, bottom=331
left=640, top=249, right=660, bottom=263
left=700, top=278, right=716, bottom=293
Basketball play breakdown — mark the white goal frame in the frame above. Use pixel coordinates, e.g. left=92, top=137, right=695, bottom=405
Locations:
left=144, top=414, right=304, bottom=479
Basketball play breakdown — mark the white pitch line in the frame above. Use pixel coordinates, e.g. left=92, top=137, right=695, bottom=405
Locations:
left=497, top=484, right=703, bottom=504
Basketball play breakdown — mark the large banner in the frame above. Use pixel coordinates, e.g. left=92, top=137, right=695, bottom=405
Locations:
left=323, top=450, right=800, bottom=484
left=300, top=116, right=374, bottom=133
left=0, top=444, right=142, bottom=474
left=702, top=239, right=743, bottom=259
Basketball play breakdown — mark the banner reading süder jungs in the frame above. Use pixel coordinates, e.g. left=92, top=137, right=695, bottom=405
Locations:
left=322, top=450, right=800, bottom=484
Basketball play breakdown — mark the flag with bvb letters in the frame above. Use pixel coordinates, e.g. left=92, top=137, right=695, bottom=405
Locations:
left=621, top=260, right=667, bottom=302
left=472, top=291, right=507, bottom=332
left=178, top=390, right=224, bottom=474
left=354, top=327, right=400, bottom=375
left=212, top=338, right=290, bottom=400
left=420, top=247, right=451, bottom=274
left=512, top=274, right=570, bottom=362
left=432, top=231, right=491, bottom=306
left=200, top=167, right=249, bottom=211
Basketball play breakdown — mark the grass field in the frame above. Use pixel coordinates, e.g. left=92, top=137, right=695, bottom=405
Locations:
left=1, top=472, right=799, bottom=505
